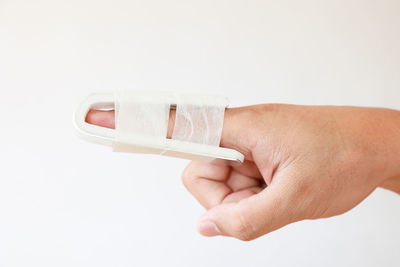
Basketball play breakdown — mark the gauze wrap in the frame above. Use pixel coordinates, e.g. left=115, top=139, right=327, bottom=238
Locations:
left=113, top=91, right=227, bottom=153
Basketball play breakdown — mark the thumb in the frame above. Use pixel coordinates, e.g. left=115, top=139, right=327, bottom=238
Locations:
left=197, top=180, right=296, bottom=241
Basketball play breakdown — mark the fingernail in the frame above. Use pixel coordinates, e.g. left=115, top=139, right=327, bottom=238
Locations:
left=198, top=221, right=221, bottom=236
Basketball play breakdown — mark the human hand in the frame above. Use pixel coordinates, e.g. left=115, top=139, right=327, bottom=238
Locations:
left=86, top=104, right=400, bottom=241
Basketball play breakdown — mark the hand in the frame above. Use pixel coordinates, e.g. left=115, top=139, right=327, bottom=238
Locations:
left=86, top=104, right=400, bottom=241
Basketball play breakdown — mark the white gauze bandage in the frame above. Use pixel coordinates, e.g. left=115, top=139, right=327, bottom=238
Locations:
left=113, top=91, right=170, bottom=153
left=112, top=91, right=227, bottom=154
left=171, top=93, right=226, bottom=147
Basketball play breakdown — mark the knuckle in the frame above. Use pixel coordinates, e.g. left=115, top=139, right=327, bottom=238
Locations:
left=231, top=210, right=256, bottom=241
left=181, top=167, right=191, bottom=187
left=181, top=163, right=196, bottom=188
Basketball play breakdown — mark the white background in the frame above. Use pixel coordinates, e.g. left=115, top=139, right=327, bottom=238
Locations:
left=0, top=0, right=399, bottom=266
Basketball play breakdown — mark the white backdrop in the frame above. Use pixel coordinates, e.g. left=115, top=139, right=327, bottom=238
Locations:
left=0, top=0, right=399, bottom=266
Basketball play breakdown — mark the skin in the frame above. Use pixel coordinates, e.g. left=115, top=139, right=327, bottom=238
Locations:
left=86, top=105, right=400, bottom=241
